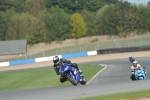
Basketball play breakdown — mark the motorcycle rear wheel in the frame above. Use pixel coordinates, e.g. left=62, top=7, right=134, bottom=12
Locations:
left=80, top=76, right=86, bottom=85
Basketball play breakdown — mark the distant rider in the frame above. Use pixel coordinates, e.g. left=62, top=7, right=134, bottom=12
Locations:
left=129, top=56, right=135, bottom=62
left=52, top=56, right=82, bottom=83
left=130, top=60, right=146, bottom=80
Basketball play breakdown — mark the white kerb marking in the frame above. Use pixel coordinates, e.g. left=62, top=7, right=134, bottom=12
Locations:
left=0, top=62, right=10, bottom=67
left=87, top=51, right=97, bottom=56
left=86, top=64, right=107, bottom=84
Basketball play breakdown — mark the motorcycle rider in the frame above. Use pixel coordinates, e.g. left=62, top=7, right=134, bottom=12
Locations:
left=52, top=56, right=83, bottom=83
left=130, top=60, right=146, bottom=80
left=129, top=56, right=135, bottom=62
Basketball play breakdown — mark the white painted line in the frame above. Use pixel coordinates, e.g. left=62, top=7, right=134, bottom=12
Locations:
left=86, top=64, right=107, bottom=84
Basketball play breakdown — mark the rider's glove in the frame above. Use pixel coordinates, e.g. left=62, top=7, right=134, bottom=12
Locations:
left=131, top=71, right=134, bottom=74
left=54, top=64, right=59, bottom=69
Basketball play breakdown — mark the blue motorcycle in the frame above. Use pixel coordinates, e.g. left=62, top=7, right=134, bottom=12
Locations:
left=129, top=57, right=135, bottom=62
left=59, top=63, right=86, bottom=86
left=134, top=68, right=146, bottom=80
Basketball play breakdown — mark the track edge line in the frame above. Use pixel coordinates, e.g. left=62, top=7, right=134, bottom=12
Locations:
left=86, top=64, right=107, bottom=84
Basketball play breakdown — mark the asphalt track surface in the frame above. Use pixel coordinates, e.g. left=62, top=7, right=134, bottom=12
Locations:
left=0, top=57, right=150, bottom=100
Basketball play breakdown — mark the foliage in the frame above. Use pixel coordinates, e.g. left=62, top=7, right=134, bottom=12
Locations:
left=81, top=9, right=98, bottom=36
left=70, top=13, right=87, bottom=38
left=137, top=5, right=150, bottom=33
left=0, top=0, right=24, bottom=12
left=45, top=0, right=106, bottom=13
left=96, top=4, right=117, bottom=35
left=24, top=0, right=45, bottom=16
left=45, top=6, right=70, bottom=42
left=6, top=13, right=47, bottom=44
left=84, top=0, right=105, bottom=12
left=148, top=1, right=150, bottom=5
left=0, top=0, right=150, bottom=44
left=0, top=11, right=8, bottom=40
left=96, top=1, right=142, bottom=36
left=104, top=0, right=120, bottom=5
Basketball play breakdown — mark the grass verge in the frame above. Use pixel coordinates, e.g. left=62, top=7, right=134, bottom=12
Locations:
left=0, top=64, right=104, bottom=91
left=75, top=89, right=150, bottom=100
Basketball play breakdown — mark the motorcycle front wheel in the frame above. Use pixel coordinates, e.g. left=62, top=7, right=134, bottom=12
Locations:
left=66, top=73, right=78, bottom=86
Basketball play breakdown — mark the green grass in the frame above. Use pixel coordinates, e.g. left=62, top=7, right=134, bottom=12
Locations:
left=75, top=89, right=150, bottom=100
left=0, top=64, right=104, bottom=91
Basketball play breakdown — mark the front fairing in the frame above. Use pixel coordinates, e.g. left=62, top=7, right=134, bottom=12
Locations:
left=72, top=67, right=80, bottom=82
left=134, top=69, right=146, bottom=80
left=131, top=58, right=135, bottom=61
left=59, top=63, right=74, bottom=74
left=59, top=63, right=80, bottom=82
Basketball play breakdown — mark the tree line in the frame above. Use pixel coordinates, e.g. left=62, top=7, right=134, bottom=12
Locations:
left=0, top=0, right=150, bottom=44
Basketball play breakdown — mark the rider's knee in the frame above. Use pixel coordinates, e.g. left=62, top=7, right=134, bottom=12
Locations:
left=72, top=63, right=78, bottom=68
left=60, top=77, right=66, bottom=83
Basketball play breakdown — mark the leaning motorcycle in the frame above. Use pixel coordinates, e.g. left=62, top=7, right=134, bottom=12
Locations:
left=129, top=57, right=135, bottom=62
left=59, top=63, right=86, bottom=86
left=134, top=67, right=146, bottom=80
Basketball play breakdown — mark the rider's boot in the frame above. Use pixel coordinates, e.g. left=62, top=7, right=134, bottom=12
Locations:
left=79, top=69, right=83, bottom=74
left=143, top=67, right=146, bottom=74
left=145, top=71, right=147, bottom=75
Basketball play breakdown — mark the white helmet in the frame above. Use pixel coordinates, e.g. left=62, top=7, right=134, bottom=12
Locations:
left=133, top=60, right=138, bottom=65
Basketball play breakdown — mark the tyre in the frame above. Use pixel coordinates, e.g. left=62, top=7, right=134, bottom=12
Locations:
left=80, top=76, right=86, bottom=85
left=138, top=76, right=144, bottom=80
left=66, top=73, right=78, bottom=86
left=80, top=80, right=86, bottom=85
left=130, top=74, right=136, bottom=81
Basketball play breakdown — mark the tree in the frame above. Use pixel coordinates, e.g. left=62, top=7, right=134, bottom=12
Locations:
left=137, top=5, right=150, bottom=33
left=70, top=13, right=87, bottom=38
left=0, top=0, right=14, bottom=11
left=0, top=0, right=24, bottom=12
left=96, top=4, right=117, bottom=35
left=148, top=1, right=150, bottom=5
left=27, top=19, right=47, bottom=44
left=45, top=6, right=71, bottom=42
left=45, top=0, right=75, bottom=13
left=84, top=0, right=105, bottom=12
left=45, top=0, right=106, bottom=13
left=6, top=13, right=47, bottom=44
left=0, top=11, right=8, bottom=40
left=24, top=0, right=45, bottom=16
left=104, top=0, right=119, bottom=5
left=96, top=1, right=141, bottom=36
left=81, top=9, right=97, bottom=36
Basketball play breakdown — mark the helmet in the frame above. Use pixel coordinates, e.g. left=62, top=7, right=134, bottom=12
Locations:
left=133, top=60, right=138, bottom=64
left=53, top=56, right=59, bottom=64
left=129, top=55, right=132, bottom=57
left=133, top=60, right=138, bottom=66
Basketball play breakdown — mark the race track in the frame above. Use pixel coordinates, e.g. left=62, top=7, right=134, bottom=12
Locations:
left=0, top=57, right=150, bottom=100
